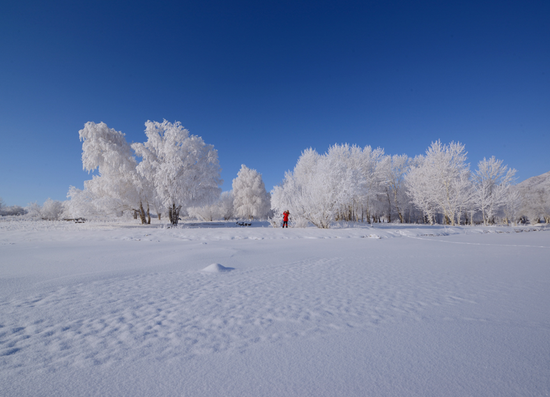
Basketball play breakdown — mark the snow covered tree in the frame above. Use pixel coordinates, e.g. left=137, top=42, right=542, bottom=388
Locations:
left=132, top=120, right=222, bottom=226
left=25, top=202, right=42, bottom=219
left=271, top=146, right=358, bottom=228
left=232, top=165, right=271, bottom=220
left=217, top=191, right=235, bottom=220
left=271, top=149, right=323, bottom=228
left=78, top=122, right=145, bottom=220
left=41, top=199, right=64, bottom=220
left=272, top=140, right=523, bottom=227
left=188, top=190, right=235, bottom=222
left=271, top=144, right=392, bottom=228
left=65, top=186, right=100, bottom=218
left=71, top=120, right=222, bottom=225
left=472, top=156, right=516, bottom=225
left=517, top=171, right=550, bottom=225
left=187, top=203, right=218, bottom=222
left=427, top=141, right=472, bottom=225
left=354, top=146, right=386, bottom=223
left=405, top=155, right=437, bottom=224
left=0, top=204, right=26, bottom=216
left=406, top=141, right=472, bottom=225
left=324, top=144, right=365, bottom=222
left=379, top=154, right=411, bottom=223
left=522, top=187, right=550, bottom=225
left=502, top=185, right=522, bottom=225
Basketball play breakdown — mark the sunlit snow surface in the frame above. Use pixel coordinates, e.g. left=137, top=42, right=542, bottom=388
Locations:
left=1, top=220, right=549, bottom=396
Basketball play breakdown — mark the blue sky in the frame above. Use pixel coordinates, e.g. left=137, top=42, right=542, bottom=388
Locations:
left=1, top=0, right=549, bottom=206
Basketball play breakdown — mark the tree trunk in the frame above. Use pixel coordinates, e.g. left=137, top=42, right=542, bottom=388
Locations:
left=169, top=203, right=181, bottom=226
left=138, top=202, right=147, bottom=224
left=392, top=189, right=404, bottom=223
left=397, top=210, right=404, bottom=224
left=386, top=190, right=392, bottom=223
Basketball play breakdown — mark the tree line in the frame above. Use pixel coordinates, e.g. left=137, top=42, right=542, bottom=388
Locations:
left=2, top=121, right=548, bottom=227
left=271, top=141, right=548, bottom=228
left=62, top=121, right=271, bottom=225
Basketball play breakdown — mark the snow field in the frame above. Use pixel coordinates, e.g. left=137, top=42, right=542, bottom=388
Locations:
left=1, top=220, right=549, bottom=396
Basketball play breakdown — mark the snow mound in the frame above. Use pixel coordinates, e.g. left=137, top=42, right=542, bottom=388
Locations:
left=201, top=263, right=234, bottom=273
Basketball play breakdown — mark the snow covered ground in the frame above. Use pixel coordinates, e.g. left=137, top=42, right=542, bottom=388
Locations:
left=1, top=220, right=549, bottom=396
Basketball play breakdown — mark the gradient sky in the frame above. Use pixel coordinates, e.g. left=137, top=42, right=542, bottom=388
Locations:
left=1, top=0, right=549, bottom=206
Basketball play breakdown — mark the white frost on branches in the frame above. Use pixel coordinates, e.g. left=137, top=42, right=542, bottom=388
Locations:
left=41, top=199, right=65, bottom=220
left=76, top=122, right=141, bottom=217
left=473, top=156, right=516, bottom=225
left=406, top=141, right=472, bottom=225
left=271, top=145, right=385, bottom=228
left=187, top=191, right=235, bottom=222
left=68, top=120, right=222, bottom=225
left=379, top=154, right=412, bottom=223
left=66, top=121, right=541, bottom=227
left=132, top=120, right=222, bottom=225
left=232, top=165, right=271, bottom=220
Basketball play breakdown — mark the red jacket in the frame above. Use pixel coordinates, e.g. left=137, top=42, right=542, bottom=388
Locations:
left=283, top=212, right=289, bottom=222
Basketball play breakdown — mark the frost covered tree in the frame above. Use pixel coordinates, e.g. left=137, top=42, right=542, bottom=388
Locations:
left=354, top=146, right=386, bottom=223
left=271, top=149, right=324, bottom=228
left=473, top=157, right=516, bottom=225
left=379, top=154, right=411, bottom=223
left=218, top=191, right=235, bottom=220
left=188, top=190, right=235, bottom=221
left=522, top=187, right=550, bottom=225
left=232, top=165, right=271, bottom=220
left=273, top=140, right=523, bottom=227
left=25, top=202, right=42, bottom=219
left=70, top=120, right=222, bottom=225
left=65, top=186, right=100, bottom=218
left=271, top=144, right=391, bottom=228
left=271, top=146, right=360, bottom=228
left=405, top=156, right=438, bottom=224
left=502, top=185, right=522, bottom=225
left=0, top=204, right=26, bottom=216
left=325, top=144, right=367, bottom=222
left=187, top=203, right=219, bottom=222
left=132, top=120, right=222, bottom=226
left=78, top=122, right=145, bottom=220
left=516, top=171, right=550, bottom=225
left=42, top=199, right=64, bottom=220
left=406, top=141, right=472, bottom=225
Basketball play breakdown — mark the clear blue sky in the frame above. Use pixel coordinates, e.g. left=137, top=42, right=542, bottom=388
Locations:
left=1, top=0, right=549, bottom=206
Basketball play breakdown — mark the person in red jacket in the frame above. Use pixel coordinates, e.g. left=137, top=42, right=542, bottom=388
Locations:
left=282, top=210, right=289, bottom=228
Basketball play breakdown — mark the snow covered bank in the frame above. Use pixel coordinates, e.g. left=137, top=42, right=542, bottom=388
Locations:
left=1, top=221, right=549, bottom=396
left=1, top=218, right=548, bottom=243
